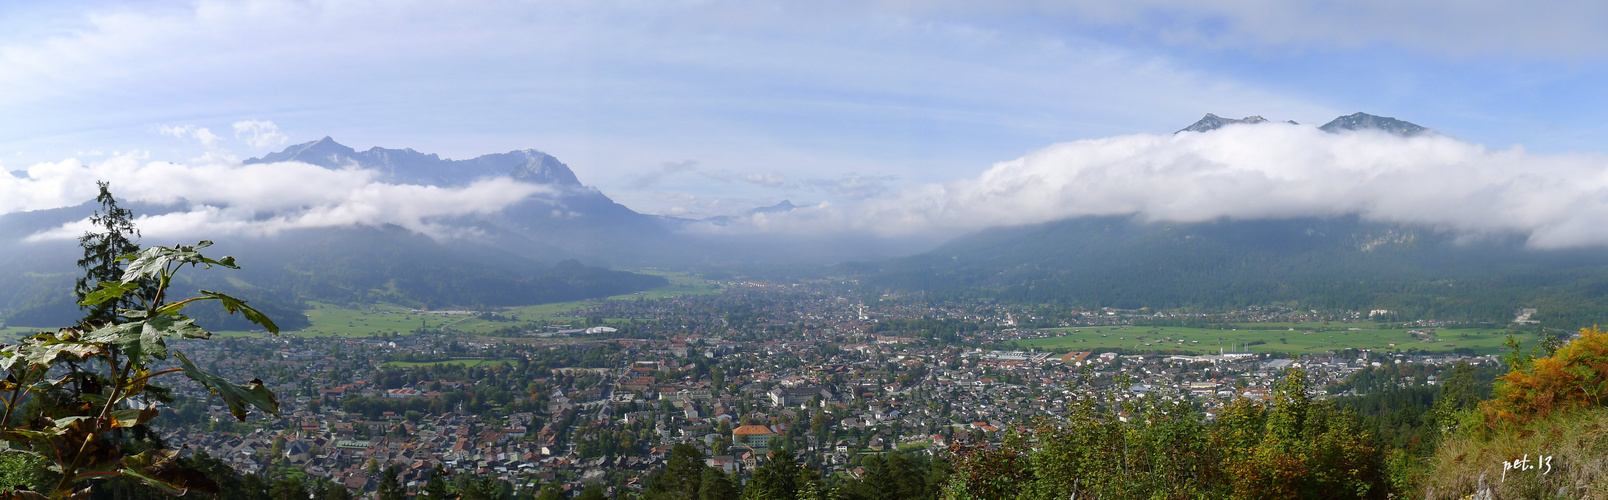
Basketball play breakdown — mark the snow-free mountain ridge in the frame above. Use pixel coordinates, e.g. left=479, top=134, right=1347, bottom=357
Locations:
left=1177, top=114, right=1269, bottom=133
left=246, top=137, right=582, bottom=187
left=1318, top=112, right=1430, bottom=136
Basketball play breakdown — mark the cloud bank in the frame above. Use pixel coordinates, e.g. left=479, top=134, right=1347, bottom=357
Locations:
left=733, top=123, right=1608, bottom=249
left=2, top=154, right=552, bottom=241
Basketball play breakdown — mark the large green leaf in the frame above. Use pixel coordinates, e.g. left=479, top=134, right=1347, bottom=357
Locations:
left=196, top=290, right=279, bottom=334
left=119, top=247, right=171, bottom=284
left=108, top=408, right=160, bottom=429
left=83, top=316, right=210, bottom=366
left=119, top=241, right=239, bottom=284
left=79, top=282, right=139, bottom=307
left=175, top=352, right=277, bottom=420
left=20, top=332, right=105, bottom=366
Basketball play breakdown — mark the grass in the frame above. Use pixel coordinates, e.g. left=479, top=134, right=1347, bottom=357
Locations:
left=213, top=301, right=465, bottom=338
left=380, top=359, right=514, bottom=368
left=1014, top=324, right=1518, bottom=355
left=220, top=271, right=717, bottom=337
left=0, top=325, right=45, bottom=340
left=1421, top=407, right=1608, bottom=499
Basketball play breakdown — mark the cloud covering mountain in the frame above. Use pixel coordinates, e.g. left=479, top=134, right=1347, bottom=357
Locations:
left=734, top=119, right=1608, bottom=249
left=14, top=112, right=1608, bottom=261
left=2, top=152, right=554, bottom=241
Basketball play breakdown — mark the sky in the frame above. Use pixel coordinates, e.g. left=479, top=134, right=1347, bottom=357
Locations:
left=5, top=0, right=1608, bottom=245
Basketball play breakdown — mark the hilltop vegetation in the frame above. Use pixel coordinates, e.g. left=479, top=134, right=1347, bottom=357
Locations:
left=932, top=327, right=1608, bottom=499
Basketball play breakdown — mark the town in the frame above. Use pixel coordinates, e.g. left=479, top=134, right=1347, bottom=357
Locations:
left=153, top=281, right=1510, bottom=497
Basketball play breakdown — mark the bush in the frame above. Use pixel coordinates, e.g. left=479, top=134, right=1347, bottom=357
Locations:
left=1481, top=326, right=1608, bottom=428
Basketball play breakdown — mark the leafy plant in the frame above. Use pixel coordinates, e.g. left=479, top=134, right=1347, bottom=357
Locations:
left=1482, top=326, right=1608, bottom=429
left=0, top=241, right=280, bottom=498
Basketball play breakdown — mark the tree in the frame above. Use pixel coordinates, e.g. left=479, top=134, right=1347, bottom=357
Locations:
left=238, top=474, right=273, bottom=500
left=270, top=477, right=310, bottom=500
left=698, top=469, right=739, bottom=500
left=74, top=181, right=151, bottom=327
left=535, top=483, right=566, bottom=500
left=376, top=464, right=406, bottom=500
left=742, top=448, right=799, bottom=500
left=649, top=443, right=706, bottom=500
left=577, top=484, right=607, bottom=500
left=0, top=241, right=282, bottom=497
left=322, top=483, right=354, bottom=500
left=420, top=465, right=452, bottom=500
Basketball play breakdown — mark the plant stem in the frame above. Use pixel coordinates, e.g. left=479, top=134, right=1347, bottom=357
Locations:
left=54, top=356, right=131, bottom=495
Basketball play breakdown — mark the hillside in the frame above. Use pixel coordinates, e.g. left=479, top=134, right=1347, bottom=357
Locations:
left=848, top=215, right=1608, bottom=325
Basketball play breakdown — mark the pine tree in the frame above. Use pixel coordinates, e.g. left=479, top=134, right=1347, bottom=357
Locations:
left=421, top=465, right=453, bottom=499
left=535, top=483, right=566, bottom=500
left=699, top=468, right=739, bottom=500
left=377, top=464, right=406, bottom=500
left=270, top=477, right=311, bottom=500
left=75, top=180, right=149, bottom=327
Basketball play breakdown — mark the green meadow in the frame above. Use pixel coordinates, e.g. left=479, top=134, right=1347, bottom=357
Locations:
left=0, top=325, right=44, bottom=339
left=219, top=271, right=717, bottom=337
left=1015, top=323, right=1518, bottom=355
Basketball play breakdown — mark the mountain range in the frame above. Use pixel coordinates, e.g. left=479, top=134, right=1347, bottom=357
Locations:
left=843, top=113, right=1608, bottom=326
left=1178, top=111, right=1427, bottom=135
left=5, top=111, right=1589, bottom=329
left=0, top=140, right=679, bottom=329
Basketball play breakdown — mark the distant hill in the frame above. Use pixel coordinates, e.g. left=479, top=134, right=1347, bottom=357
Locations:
left=845, top=215, right=1608, bottom=325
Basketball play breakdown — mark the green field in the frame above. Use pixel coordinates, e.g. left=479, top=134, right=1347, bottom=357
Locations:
left=210, top=302, right=464, bottom=338
left=0, top=325, right=44, bottom=339
left=380, top=359, right=514, bottom=368
left=220, top=271, right=718, bottom=337
left=1015, top=324, right=1520, bottom=355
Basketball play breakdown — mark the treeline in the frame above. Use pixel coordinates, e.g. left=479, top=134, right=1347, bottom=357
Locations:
left=941, top=369, right=1404, bottom=499
left=641, top=445, right=949, bottom=500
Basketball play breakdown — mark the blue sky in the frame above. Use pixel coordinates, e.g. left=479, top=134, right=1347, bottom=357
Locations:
left=3, top=0, right=1608, bottom=220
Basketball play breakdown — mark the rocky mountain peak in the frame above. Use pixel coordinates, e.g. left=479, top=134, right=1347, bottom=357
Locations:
left=1177, top=114, right=1269, bottom=133
left=1318, top=112, right=1429, bottom=136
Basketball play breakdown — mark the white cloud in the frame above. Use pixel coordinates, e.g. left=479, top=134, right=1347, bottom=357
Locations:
left=737, top=172, right=799, bottom=190
left=810, top=174, right=896, bottom=200
left=157, top=125, right=220, bottom=147
left=232, top=120, right=289, bottom=149
left=731, top=123, right=1608, bottom=249
left=3, top=154, right=553, bottom=241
